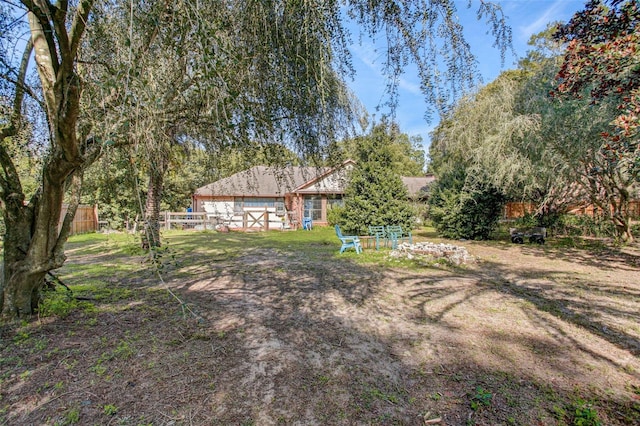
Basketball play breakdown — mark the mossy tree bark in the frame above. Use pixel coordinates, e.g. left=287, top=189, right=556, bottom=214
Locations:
left=1, top=1, right=99, bottom=317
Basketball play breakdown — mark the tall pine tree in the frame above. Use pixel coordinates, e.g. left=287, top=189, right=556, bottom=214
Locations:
left=331, top=122, right=416, bottom=235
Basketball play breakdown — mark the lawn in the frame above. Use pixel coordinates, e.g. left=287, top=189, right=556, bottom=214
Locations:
left=1, top=227, right=639, bottom=425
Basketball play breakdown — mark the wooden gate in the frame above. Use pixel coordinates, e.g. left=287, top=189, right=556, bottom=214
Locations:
left=243, top=211, right=269, bottom=230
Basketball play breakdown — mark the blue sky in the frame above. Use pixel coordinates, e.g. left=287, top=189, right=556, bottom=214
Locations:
left=346, top=0, right=588, bottom=149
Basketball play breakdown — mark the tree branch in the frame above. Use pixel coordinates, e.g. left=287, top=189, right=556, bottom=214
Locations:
left=12, top=38, right=34, bottom=118
left=51, top=2, right=71, bottom=71
left=22, top=0, right=60, bottom=76
left=69, top=0, right=94, bottom=59
left=0, top=142, right=26, bottom=210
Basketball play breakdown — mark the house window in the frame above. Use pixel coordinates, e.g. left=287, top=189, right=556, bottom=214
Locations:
left=233, top=199, right=244, bottom=214
left=303, top=196, right=322, bottom=220
left=234, top=197, right=283, bottom=211
left=327, top=194, right=343, bottom=210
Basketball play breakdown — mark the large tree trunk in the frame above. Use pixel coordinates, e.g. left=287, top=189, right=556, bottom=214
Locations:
left=1, top=202, right=37, bottom=316
left=582, top=159, right=635, bottom=244
left=1, top=156, right=93, bottom=316
left=611, top=194, right=634, bottom=244
left=613, top=216, right=634, bottom=243
left=2, top=176, right=69, bottom=316
left=143, top=161, right=166, bottom=249
left=1, top=3, right=96, bottom=318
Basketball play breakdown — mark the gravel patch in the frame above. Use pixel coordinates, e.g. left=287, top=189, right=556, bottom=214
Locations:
left=390, top=241, right=476, bottom=265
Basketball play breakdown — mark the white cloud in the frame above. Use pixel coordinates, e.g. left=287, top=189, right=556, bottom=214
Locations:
left=399, top=76, right=422, bottom=96
left=352, top=41, right=422, bottom=96
left=351, top=40, right=383, bottom=74
left=519, top=0, right=572, bottom=39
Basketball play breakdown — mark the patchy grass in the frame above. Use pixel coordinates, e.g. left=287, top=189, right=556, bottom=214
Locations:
left=1, top=227, right=639, bottom=425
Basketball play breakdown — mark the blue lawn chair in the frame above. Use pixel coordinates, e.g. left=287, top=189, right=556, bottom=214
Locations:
left=303, top=217, right=313, bottom=230
left=335, top=225, right=362, bottom=254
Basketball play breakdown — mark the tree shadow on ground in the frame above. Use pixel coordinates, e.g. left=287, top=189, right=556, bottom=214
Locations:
left=468, top=236, right=640, bottom=272
left=401, top=255, right=640, bottom=358
left=2, top=231, right=639, bottom=425
left=163, top=238, right=639, bottom=420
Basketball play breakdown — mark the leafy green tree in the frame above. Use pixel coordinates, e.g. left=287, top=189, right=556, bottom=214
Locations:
left=327, top=120, right=426, bottom=175
left=428, top=122, right=506, bottom=240
left=81, top=150, right=141, bottom=230
left=0, top=0, right=511, bottom=317
left=428, top=21, right=633, bottom=239
left=82, top=1, right=355, bottom=248
left=518, top=58, right=622, bottom=230
left=330, top=123, right=416, bottom=235
left=427, top=71, right=539, bottom=239
left=510, top=25, right=589, bottom=224
left=429, top=181, right=505, bottom=240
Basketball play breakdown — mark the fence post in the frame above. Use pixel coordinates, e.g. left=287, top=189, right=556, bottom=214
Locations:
left=93, top=205, right=99, bottom=231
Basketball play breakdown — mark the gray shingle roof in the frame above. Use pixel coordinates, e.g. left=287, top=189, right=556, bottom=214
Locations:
left=194, top=166, right=330, bottom=197
left=194, top=163, right=435, bottom=198
left=401, top=175, right=435, bottom=198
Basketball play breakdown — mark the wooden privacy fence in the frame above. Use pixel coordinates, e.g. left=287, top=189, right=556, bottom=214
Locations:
left=59, top=204, right=99, bottom=235
left=504, top=201, right=640, bottom=220
left=503, top=202, right=536, bottom=219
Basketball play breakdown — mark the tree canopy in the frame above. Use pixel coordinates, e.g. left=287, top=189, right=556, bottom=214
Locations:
left=428, top=3, right=639, bottom=242
left=552, top=0, right=639, bottom=242
left=327, top=119, right=426, bottom=175
left=0, top=0, right=511, bottom=317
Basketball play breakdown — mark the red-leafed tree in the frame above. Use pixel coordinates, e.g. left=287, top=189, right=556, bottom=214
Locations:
left=554, top=0, right=639, bottom=242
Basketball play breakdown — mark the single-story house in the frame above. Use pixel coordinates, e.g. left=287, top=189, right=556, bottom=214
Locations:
left=192, top=160, right=435, bottom=230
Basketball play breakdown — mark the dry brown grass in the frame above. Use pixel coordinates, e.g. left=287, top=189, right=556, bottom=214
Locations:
left=1, top=229, right=638, bottom=425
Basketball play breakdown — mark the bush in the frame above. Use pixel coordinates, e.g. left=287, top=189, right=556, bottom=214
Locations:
left=429, top=185, right=505, bottom=240
left=513, top=213, right=540, bottom=229
left=335, top=194, right=416, bottom=235
left=326, top=205, right=344, bottom=227
left=552, top=214, right=615, bottom=238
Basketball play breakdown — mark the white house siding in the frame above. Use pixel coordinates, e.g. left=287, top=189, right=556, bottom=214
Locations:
left=202, top=200, right=235, bottom=222
left=296, top=164, right=352, bottom=193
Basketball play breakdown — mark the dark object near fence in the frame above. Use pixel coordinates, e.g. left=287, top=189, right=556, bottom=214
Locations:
left=510, top=227, right=546, bottom=244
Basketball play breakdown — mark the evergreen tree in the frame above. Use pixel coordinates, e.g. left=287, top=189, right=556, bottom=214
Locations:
left=330, top=123, right=416, bottom=235
left=327, top=120, right=426, bottom=175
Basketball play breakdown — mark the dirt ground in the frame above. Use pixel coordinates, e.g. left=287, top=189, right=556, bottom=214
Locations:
left=1, top=230, right=639, bottom=425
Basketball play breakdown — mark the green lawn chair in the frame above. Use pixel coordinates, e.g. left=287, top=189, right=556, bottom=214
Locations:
left=386, top=225, right=412, bottom=249
left=368, top=225, right=387, bottom=250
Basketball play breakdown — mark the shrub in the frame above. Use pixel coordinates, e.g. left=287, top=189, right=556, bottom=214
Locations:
left=552, top=214, right=615, bottom=238
left=429, top=185, right=505, bottom=240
